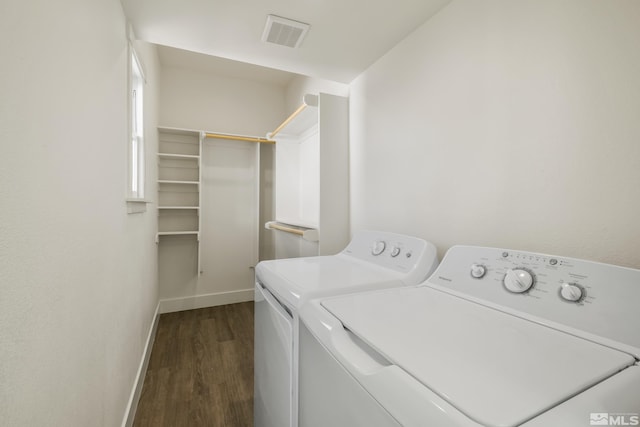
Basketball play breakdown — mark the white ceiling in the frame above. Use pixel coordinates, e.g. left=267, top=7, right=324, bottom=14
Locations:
left=121, top=0, right=451, bottom=84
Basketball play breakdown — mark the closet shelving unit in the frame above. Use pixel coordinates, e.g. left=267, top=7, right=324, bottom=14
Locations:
left=156, top=127, right=203, bottom=272
left=157, top=127, right=275, bottom=279
left=266, top=92, right=349, bottom=256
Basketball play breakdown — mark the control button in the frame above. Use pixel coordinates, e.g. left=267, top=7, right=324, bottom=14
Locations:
left=470, top=264, right=486, bottom=279
left=549, top=259, right=558, bottom=266
left=371, top=240, right=386, bottom=256
left=560, top=282, right=584, bottom=302
left=503, top=268, right=534, bottom=293
left=390, top=246, right=401, bottom=257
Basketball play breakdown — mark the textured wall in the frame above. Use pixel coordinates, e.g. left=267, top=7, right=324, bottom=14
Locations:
left=349, top=0, right=640, bottom=268
left=0, top=1, right=160, bottom=425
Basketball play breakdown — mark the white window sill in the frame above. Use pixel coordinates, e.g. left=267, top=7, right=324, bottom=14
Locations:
left=126, top=198, right=151, bottom=214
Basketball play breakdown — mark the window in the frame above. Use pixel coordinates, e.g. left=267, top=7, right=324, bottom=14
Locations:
left=129, top=49, right=145, bottom=200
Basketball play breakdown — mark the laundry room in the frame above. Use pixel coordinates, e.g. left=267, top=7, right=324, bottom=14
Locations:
left=1, top=1, right=639, bottom=426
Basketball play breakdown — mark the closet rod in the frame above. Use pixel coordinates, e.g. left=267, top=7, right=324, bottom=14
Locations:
left=267, top=222, right=305, bottom=236
left=265, top=221, right=320, bottom=242
left=269, top=103, right=307, bottom=138
left=204, top=132, right=275, bottom=144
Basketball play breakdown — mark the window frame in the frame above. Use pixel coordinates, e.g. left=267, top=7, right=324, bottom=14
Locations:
left=126, top=45, right=148, bottom=212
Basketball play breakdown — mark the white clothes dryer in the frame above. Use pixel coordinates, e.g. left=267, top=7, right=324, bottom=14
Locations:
left=253, top=230, right=439, bottom=427
left=299, top=246, right=640, bottom=427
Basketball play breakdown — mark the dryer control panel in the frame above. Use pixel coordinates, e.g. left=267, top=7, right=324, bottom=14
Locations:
left=429, top=246, right=640, bottom=356
left=340, top=230, right=439, bottom=285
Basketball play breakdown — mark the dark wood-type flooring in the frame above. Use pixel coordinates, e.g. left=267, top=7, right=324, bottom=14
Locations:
left=133, top=302, right=254, bottom=427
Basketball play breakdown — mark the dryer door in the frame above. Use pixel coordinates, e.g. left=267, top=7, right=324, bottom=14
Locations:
left=254, top=282, right=293, bottom=427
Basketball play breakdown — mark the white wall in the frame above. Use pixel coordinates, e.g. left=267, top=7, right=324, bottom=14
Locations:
left=160, top=65, right=287, bottom=135
left=350, top=0, right=640, bottom=268
left=0, top=1, right=160, bottom=426
left=158, top=65, right=287, bottom=302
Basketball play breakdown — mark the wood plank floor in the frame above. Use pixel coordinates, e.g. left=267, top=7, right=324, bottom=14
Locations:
left=133, top=302, right=254, bottom=427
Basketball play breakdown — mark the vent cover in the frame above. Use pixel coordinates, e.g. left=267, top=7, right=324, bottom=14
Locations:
left=261, top=15, right=310, bottom=48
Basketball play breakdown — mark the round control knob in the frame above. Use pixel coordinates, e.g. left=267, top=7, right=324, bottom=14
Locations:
left=560, top=282, right=584, bottom=302
left=470, top=264, right=486, bottom=279
left=503, top=268, right=534, bottom=293
left=371, top=240, right=386, bottom=256
left=390, top=246, right=401, bottom=257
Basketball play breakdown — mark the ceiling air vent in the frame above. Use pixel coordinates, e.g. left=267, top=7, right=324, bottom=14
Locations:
left=261, top=15, right=310, bottom=48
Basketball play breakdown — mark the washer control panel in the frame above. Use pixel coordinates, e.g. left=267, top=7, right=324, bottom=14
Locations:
left=430, top=246, right=640, bottom=352
left=461, top=249, right=597, bottom=304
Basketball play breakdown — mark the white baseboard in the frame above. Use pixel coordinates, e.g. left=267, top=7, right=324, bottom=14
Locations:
left=158, top=288, right=255, bottom=314
left=121, top=302, right=160, bottom=427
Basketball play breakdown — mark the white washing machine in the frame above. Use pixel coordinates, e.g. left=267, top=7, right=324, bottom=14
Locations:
left=254, top=230, right=439, bottom=427
left=299, top=245, right=640, bottom=426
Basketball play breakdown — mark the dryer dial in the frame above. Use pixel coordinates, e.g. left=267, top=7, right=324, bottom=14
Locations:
left=470, top=264, right=486, bottom=279
left=503, top=268, right=534, bottom=293
left=560, top=282, right=584, bottom=302
left=371, top=240, right=386, bottom=256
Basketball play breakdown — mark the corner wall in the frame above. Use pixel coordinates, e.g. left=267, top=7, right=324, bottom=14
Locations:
left=349, top=0, right=640, bottom=267
left=0, top=1, right=160, bottom=426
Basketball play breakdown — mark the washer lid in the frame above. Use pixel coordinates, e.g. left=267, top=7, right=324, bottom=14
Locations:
left=256, top=255, right=404, bottom=309
left=321, top=286, right=636, bottom=427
